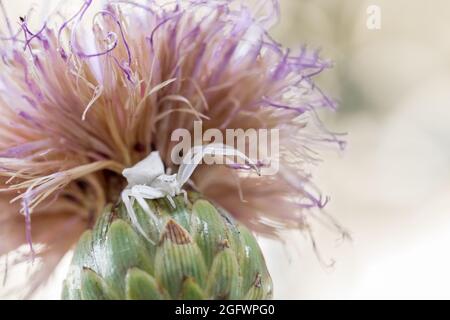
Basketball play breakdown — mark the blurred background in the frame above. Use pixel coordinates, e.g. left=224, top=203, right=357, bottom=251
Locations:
left=2, top=0, right=450, bottom=299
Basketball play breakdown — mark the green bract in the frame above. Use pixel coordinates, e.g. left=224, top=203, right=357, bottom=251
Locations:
left=62, top=193, right=273, bottom=300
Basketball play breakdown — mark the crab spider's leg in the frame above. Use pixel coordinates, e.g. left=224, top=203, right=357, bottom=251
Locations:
left=130, top=184, right=179, bottom=211
left=166, top=195, right=176, bottom=208
left=134, top=194, right=151, bottom=215
left=133, top=194, right=161, bottom=229
left=121, top=189, right=155, bottom=245
left=131, top=185, right=166, bottom=199
left=121, top=189, right=134, bottom=220
left=176, top=143, right=260, bottom=187
left=181, top=189, right=190, bottom=205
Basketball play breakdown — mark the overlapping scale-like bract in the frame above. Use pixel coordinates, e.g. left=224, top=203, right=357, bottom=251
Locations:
left=62, top=192, right=272, bottom=300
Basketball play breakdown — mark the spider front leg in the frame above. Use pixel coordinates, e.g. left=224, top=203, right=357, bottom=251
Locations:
left=121, top=189, right=156, bottom=245
left=132, top=193, right=161, bottom=229
left=166, top=196, right=176, bottom=209
left=176, top=143, right=261, bottom=188
left=130, top=185, right=166, bottom=199
left=180, top=189, right=190, bottom=205
left=131, top=184, right=177, bottom=210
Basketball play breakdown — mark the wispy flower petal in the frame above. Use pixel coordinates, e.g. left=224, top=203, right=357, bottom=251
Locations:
left=0, top=0, right=344, bottom=297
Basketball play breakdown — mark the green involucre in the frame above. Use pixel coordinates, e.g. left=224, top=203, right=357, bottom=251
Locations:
left=62, top=193, right=273, bottom=300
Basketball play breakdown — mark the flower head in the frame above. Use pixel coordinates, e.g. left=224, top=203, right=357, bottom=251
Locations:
left=0, top=0, right=345, bottom=296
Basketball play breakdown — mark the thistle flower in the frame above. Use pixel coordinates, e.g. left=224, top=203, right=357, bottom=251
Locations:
left=0, top=0, right=345, bottom=298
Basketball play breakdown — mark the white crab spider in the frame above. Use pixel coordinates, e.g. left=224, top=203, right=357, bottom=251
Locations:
left=121, top=143, right=260, bottom=243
